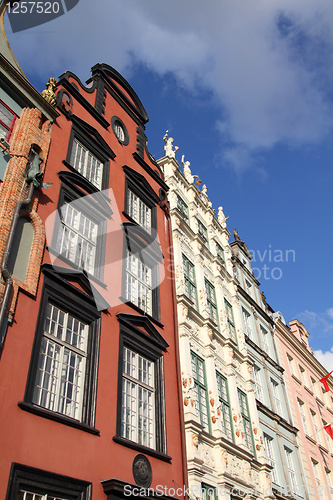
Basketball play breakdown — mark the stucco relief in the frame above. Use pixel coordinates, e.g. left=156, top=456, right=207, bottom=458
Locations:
left=201, top=443, right=216, bottom=468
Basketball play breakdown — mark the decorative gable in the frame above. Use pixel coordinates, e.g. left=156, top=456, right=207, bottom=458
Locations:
left=117, top=313, right=169, bottom=351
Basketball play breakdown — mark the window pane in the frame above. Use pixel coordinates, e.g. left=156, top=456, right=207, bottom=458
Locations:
left=58, top=203, right=97, bottom=273
left=121, top=347, right=155, bottom=448
left=126, top=251, right=152, bottom=315
left=127, top=189, right=151, bottom=232
left=33, top=305, right=87, bottom=420
left=70, top=139, right=102, bottom=188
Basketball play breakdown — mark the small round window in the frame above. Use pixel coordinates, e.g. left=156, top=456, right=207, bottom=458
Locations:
left=111, top=116, right=129, bottom=145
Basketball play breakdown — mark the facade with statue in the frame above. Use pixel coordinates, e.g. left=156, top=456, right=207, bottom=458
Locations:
left=158, top=141, right=273, bottom=500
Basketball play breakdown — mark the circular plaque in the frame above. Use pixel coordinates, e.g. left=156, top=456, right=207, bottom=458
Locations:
left=132, top=454, right=152, bottom=488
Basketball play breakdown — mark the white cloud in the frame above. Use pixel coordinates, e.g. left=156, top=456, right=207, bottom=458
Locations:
left=314, top=347, right=333, bottom=372
left=297, top=309, right=333, bottom=334
left=6, top=0, right=333, bottom=171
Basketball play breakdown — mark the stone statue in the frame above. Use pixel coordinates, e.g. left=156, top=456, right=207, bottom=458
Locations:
left=181, top=155, right=193, bottom=184
left=200, top=184, right=212, bottom=207
left=218, top=206, right=229, bottom=228
left=41, top=77, right=58, bottom=107
left=163, top=130, right=179, bottom=159
left=233, top=228, right=240, bottom=241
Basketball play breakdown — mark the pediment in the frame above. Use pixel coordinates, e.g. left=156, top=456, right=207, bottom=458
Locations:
left=123, top=165, right=159, bottom=203
left=117, top=313, right=168, bottom=351
left=42, top=264, right=110, bottom=311
left=71, top=115, right=115, bottom=159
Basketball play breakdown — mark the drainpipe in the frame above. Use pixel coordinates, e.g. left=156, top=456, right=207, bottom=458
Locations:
left=0, top=180, right=35, bottom=346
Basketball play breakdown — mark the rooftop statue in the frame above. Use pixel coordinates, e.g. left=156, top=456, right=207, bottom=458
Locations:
left=200, top=184, right=212, bottom=208
left=233, top=228, right=240, bottom=241
left=218, top=206, right=229, bottom=228
left=163, top=130, right=179, bottom=159
left=181, top=154, right=194, bottom=184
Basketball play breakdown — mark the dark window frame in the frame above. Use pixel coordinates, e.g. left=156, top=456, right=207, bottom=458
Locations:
left=197, top=218, right=209, bottom=245
left=121, top=223, right=162, bottom=323
left=176, top=195, right=189, bottom=219
left=182, top=254, right=197, bottom=305
left=238, top=389, right=255, bottom=455
left=50, top=173, right=110, bottom=284
left=216, top=371, right=234, bottom=442
left=123, top=167, right=158, bottom=235
left=224, top=298, right=237, bottom=343
left=191, top=351, right=210, bottom=432
left=21, top=267, right=101, bottom=433
left=216, top=242, right=225, bottom=266
left=65, top=121, right=113, bottom=191
left=204, top=278, right=218, bottom=324
left=201, top=483, right=218, bottom=500
left=114, top=315, right=169, bottom=461
left=6, top=463, right=92, bottom=500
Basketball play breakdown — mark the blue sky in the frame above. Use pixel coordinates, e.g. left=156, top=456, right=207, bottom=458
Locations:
left=4, top=0, right=333, bottom=368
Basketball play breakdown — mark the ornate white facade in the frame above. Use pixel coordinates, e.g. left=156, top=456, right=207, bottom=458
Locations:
left=158, top=146, right=272, bottom=500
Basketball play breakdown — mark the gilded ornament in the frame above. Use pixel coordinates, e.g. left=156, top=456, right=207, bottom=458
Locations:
left=41, top=77, right=58, bottom=107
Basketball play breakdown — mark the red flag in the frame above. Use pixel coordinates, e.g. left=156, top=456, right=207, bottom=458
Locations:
left=319, top=371, right=333, bottom=392
left=324, top=424, right=333, bottom=440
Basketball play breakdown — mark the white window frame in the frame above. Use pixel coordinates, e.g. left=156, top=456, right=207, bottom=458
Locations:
left=264, top=434, right=279, bottom=484
left=260, top=326, right=269, bottom=353
left=312, top=459, right=322, bottom=487
left=121, top=346, right=156, bottom=449
left=32, top=303, right=88, bottom=421
left=284, top=447, right=298, bottom=494
left=287, top=354, right=295, bottom=376
left=70, top=138, right=103, bottom=189
left=271, top=378, right=282, bottom=416
left=58, top=201, right=98, bottom=274
left=126, top=250, right=152, bottom=315
left=253, top=365, right=263, bottom=402
left=242, top=308, right=252, bottom=338
left=299, top=366, right=307, bottom=386
left=17, top=491, right=67, bottom=500
left=298, top=399, right=310, bottom=435
left=127, top=189, right=151, bottom=233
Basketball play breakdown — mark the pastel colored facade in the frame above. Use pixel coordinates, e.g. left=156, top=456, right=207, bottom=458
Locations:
left=0, top=62, right=186, bottom=499
left=230, top=237, right=306, bottom=500
left=274, top=316, right=333, bottom=498
left=158, top=145, right=272, bottom=500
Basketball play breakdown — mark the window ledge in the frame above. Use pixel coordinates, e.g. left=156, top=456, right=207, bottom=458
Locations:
left=119, top=296, right=164, bottom=328
left=18, top=401, right=100, bottom=435
left=291, top=374, right=302, bottom=385
left=122, top=211, right=156, bottom=236
left=46, top=247, right=107, bottom=289
left=305, top=434, right=317, bottom=445
left=112, top=435, right=171, bottom=462
left=304, top=385, right=314, bottom=396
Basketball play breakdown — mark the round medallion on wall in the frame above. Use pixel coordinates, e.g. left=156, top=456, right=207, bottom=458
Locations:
left=111, top=116, right=129, bottom=145
left=132, top=454, right=152, bottom=488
